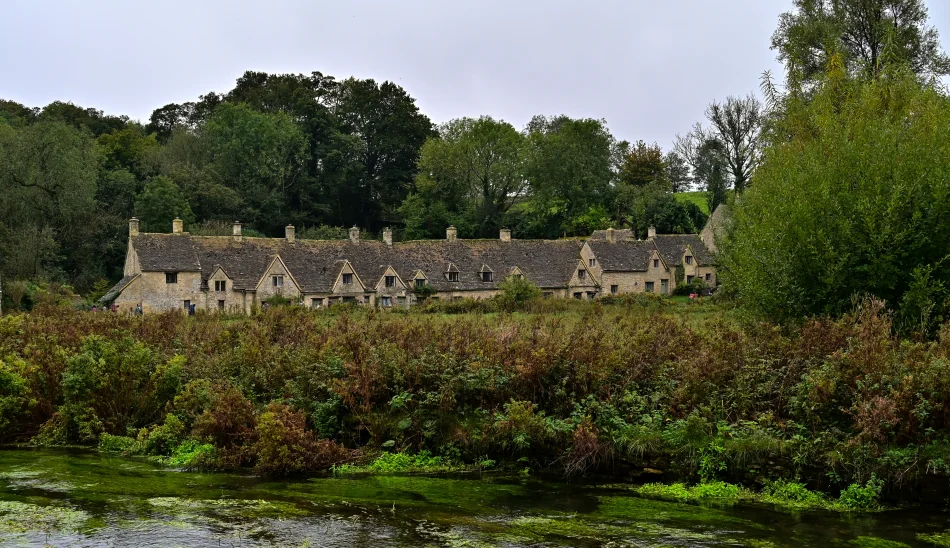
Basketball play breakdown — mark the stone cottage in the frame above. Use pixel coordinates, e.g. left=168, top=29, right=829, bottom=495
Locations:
left=102, top=214, right=720, bottom=313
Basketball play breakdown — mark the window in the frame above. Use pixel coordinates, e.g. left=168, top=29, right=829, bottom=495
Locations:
left=578, top=269, right=587, bottom=280
left=542, top=292, right=553, bottom=298
left=447, top=271, right=459, bottom=282
left=363, top=295, right=371, bottom=304
left=217, top=300, right=225, bottom=311
left=165, top=272, right=178, bottom=284
left=397, top=296, right=406, bottom=306
left=514, top=274, right=523, bottom=280
left=645, top=281, right=655, bottom=293
left=342, top=273, right=353, bottom=285
left=653, top=259, right=659, bottom=268
left=415, top=278, right=426, bottom=289
left=610, top=285, right=618, bottom=295
left=311, top=298, right=321, bottom=309
left=686, top=275, right=694, bottom=284
left=573, top=292, right=583, bottom=300
left=272, top=275, right=283, bottom=288
left=589, top=258, right=596, bottom=267
left=183, top=299, right=191, bottom=309
left=381, top=296, right=392, bottom=307
left=587, top=292, right=596, bottom=300
left=705, top=273, right=711, bottom=282
left=385, top=275, right=396, bottom=288
left=685, top=256, right=693, bottom=265
left=214, top=280, right=226, bottom=291
left=481, top=271, right=493, bottom=282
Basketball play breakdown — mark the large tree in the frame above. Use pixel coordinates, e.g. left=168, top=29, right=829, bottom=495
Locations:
left=402, top=116, right=527, bottom=239
left=721, top=66, right=950, bottom=334
left=618, top=140, right=667, bottom=187
left=772, top=0, right=950, bottom=88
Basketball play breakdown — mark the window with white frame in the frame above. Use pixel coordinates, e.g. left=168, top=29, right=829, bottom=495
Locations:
left=272, top=275, right=283, bottom=288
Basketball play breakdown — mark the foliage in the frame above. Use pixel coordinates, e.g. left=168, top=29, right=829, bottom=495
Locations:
left=838, top=474, right=884, bottom=510
left=721, top=66, right=950, bottom=325
left=135, top=176, right=195, bottom=233
left=494, top=276, right=542, bottom=310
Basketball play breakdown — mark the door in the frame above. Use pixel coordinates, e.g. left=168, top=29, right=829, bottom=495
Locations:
left=661, top=279, right=669, bottom=294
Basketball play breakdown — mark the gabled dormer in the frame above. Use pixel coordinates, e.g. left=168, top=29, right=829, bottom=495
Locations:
left=411, top=269, right=429, bottom=290
left=445, top=263, right=460, bottom=283
left=207, top=265, right=233, bottom=292
left=254, top=255, right=301, bottom=296
left=508, top=266, right=526, bottom=281
left=648, top=249, right=668, bottom=272
left=478, top=264, right=494, bottom=283
left=376, top=265, right=406, bottom=291
left=569, top=258, right=599, bottom=287
left=332, top=260, right=366, bottom=293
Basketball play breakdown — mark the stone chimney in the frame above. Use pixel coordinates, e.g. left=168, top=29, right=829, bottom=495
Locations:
left=648, top=225, right=656, bottom=239
left=172, top=218, right=183, bottom=235
left=285, top=225, right=295, bottom=243
left=232, top=221, right=242, bottom=242
left=446, top=226, right=457, bottom=243
left=349, top=226, right=360, bottom=243
left=500, top=228, right=511, bottom=242
left=383, top=227, right=393, bottom=246
left=606, top=227, right=616, bottom=243
left=129, top=217, right=139, bottom=237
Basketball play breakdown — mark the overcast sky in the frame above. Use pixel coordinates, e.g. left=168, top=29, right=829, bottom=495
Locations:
left=3, top=1, right=950, bottom=149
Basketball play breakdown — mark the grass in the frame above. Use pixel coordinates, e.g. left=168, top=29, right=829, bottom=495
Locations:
left=675, top=191, right=711, bottom=215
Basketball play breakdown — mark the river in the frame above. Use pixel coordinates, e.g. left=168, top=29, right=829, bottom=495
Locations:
left=0, top=449, right=947, bottom=547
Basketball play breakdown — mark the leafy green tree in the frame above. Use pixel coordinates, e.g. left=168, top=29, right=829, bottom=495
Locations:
left=522, top=116, right=615, bottom=237
left=665, top=151, right=691, bottom=192
left=39, top=101, right=130, bottom=137
left=135, top=176, right=196, bottom=233
left=721, top=64, right=950, bottom=326
left=614, top=181, right=703, bottom=237
left=772, top=0, right=950, bottom=88
left=619, top=140, right=667, bottom=187
left=402, top=117, right=527, bottom=239
left=205, top=102, right=309, bottom=233
left=97, top=125, right=159, bottom=178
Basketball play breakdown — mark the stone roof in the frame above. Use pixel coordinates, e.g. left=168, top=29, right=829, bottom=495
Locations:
left=586, top=240, right=655, bottom=271
left=99, top=274, right=138, bottom=303
left=129, top=234, right=583, bottom=292
left=653, top=235, right=716, bottom=267
left=588, top=228, right=635, bottom=242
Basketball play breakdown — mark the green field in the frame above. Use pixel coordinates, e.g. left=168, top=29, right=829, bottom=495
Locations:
left=675, top=191, right=710, bottom=215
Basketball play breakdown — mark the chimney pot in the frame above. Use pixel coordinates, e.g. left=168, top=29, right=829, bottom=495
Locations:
left=129, top=217, right=139, bottom=237
left=172, top=218, right=183, bottom=234
left=349, top=226, right=360, bottom=243
left=446, top=226, right=457, bottom=243
left=232, top=221, right=242, bottom=242
left=383, top=227, right=393, bottom=246
left=648, top=226, right=656, bottom=239
left=285, top=225, right=295, bottom=243
left=500, top=228, right=511, bottom=242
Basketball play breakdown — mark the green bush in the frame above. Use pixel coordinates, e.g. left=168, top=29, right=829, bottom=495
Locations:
left=692, top=481, right=740, bottom=499
left=98, top=433, right=136, bottom=453
left=167, top=440, right=216, bottom=469
left=838, top=475, right=884, bottom=510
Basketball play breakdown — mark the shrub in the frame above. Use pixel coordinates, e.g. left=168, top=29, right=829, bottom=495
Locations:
left=254, top=403, right=348, bottom=475
left=98, top=433, right=136, bottom=453
left=692, top=481, right=741, bottom=499
left=167, top=440, right=216, bottom=469
left=494, top=276, right=542, bottom=311
left=838, top=474, right=884, bottom=510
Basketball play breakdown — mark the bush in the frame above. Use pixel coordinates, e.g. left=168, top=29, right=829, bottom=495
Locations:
left=494, top=276, right=542, bottom=311
left=98, top=433, right=136, bottom=453
left=167, top=440, right=216, bottom=469
left=838, top=474, right=884, bottom=510
left=254, top=403, right=349, bottom=475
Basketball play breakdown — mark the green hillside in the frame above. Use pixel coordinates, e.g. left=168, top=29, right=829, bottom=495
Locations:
left=675, top=191, right=710, bottom=215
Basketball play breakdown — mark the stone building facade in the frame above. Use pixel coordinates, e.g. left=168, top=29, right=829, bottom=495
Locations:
left=103, top=212, right=721, bottom=313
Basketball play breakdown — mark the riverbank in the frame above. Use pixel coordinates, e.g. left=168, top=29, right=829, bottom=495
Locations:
left=2, top=448, right=950, bottom=547
left=1, top=300, right=950, bottom=506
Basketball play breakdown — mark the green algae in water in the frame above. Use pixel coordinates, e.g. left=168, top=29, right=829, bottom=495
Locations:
left=920, top=531, right=950, bottom=547
left=0, top=500, right=96, bottom=534
left=848, top=537, right=913, bottom=547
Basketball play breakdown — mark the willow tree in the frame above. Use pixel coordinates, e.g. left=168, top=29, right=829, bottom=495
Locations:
left=721, top=59, right=950, bottom=335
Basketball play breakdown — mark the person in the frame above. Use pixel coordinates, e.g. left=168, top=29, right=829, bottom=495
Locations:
left=91, top=305, right=97, bottom=312
left=188, top=303, right=196, bottom=316
left=135, top=303, right=143, bottom=316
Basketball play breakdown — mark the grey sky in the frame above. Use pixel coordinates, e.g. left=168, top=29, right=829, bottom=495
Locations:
left=3, top=1, right=950, bottom=150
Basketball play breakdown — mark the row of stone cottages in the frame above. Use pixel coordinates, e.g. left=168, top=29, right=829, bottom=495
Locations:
left=102, top=208, right=726, bottom=314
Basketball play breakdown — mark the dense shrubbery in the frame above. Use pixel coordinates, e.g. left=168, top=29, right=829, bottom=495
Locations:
left=1, top=300, right=950, bottom=499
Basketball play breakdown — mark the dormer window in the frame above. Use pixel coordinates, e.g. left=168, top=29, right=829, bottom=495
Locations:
left=481, top=271, right=493, bottom=282
left=447, top=271, right=459, bottom=282
left=342, top=273, right=353, bottom=285
left=685, top=256, right=693, bottom=265
left=578, top=269, right=587, bottom=280
left=385, top=275, right=396, bottom=288
left=272, top=275, right=283, bottom=288
left=214, top=280, right=226, bottom=291
left=653, top=259, right=659, bottom=268
left=589, top=258, right=596, bottom=267
left=415, top=278, right=426, bottom=289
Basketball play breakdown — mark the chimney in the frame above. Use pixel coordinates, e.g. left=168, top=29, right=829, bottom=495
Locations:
left=232, top=221, right=242, bottom=242
left=500, top=228, right=511, bottom=242
left=648, top=226, right=656, bottom=239
left=285, top=225, right=295, bottom=243
left=606, top=227, right=615, bottom=243
left=383, top=227, right=393, bottom=246
left=446, top=226, right=457, bottom=243
left=129, top=217, right=139, bottom=237
left=172, top=218, right=183, bottom=235
left=349, top=226, right=360, bottom=243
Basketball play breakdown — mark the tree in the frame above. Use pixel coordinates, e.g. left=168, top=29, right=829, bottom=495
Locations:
left=135, top=176, right=196, bottom=233
left=618, top=140, right=667, bottom=187
left=402, top=117, right=527, bottom=239
left=521, top=116, right=615, bottom=237
left=204, top=102, right=309, bottom=233
left=613, top=181, right=705, bottom=237
left=694, top=138, right=729, bottom=213
left=330, top=78, right=434, bottom=229
left=721, top=65, right=950, bottom=328
left=772, top=0, right=950, bottom=88
left=664, top=151, right=691, bottom=192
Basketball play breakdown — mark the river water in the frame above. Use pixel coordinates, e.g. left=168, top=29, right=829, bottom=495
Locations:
left=0, top=449, right=947, bottom=547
